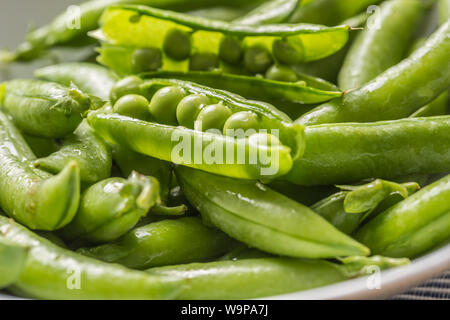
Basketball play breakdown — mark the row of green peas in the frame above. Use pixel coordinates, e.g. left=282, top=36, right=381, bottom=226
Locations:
left=111, top=76, right=281, bottom=144
left=130, top=27, right=303, bottom=83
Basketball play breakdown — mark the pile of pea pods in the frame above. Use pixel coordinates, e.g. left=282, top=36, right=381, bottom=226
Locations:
left=0, top=0, right=449, bottom=300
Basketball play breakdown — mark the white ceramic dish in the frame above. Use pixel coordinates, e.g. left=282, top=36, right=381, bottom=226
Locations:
left=0, top=0, right=449, bottom=300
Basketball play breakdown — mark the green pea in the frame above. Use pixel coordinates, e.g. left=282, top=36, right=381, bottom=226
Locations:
left=131, top=48, right=162, bottom=73
left=265, top=64, right=298, bottom=82
left=189, top=52, right=219, bottom=71
left=272, top=38, right=303, bottom=65
left=163, top=28, right=191, bottom=61
left=243, top=44, right=274, bottom=74
left=176, top=94, right=210, bottom=129
left=219, top=36, right=242, bottom=65
left=110, top=76, right=143, bottom=103
left=113, top=94, right=150, bottom=120
left=194, top=103, right=232, bottom=132
left=149, top=86, right=187, bottom=125
left=223, top=111, right=260, bottom=135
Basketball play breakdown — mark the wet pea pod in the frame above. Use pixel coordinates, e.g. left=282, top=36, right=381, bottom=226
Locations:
left=147, top=255, right=408, bottom=300
left=0, top=237, right=27, bottom=289
left=0, top=111, right=80, bottom=231
left=0, top=79, right=92, bottom=138
left=338, top=0, right=425, bottom=91
left=286, top=116, right=450, bottom=186
left=33, top=120, right=112, bottom=185
left=60, top=172, right=161, bottom=245
left=355, top=174, right=450, bottom=258
left=77, top=217, right=236, bottom=269
left=176, top=166, right=369, bottom=259
left=0, top=215, right=179, bottom=299
left=34, top=63, right=119, bottom=101
left=96, top=5, right=351, bottom=76
left=298, top=21, right=450, bottom=126
left=312, top=180, right=420, bottom=235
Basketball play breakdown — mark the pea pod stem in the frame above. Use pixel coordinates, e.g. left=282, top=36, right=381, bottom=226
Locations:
left=176, top=166, right=369, bottom=259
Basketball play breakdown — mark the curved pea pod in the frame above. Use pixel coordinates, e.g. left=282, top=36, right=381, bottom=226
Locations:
left=0, top=238, right=28, bottom=289
left=60, top=172, right=161, bottom=245
left=77, top=217, right=236, bottom=269
left=234, top=0, right=300, bottom=25
left=312, top=180, right=420, bottom=234
left=147, top=255, right=408, bottom=299
left=96, top=5, right=350, bottom=74
left=23, top=134, right=60, bottom=158
left=286, top=116, right=450, bottom=186
left=440, top=0, right=450, bottom=24
left=288, top=0, right=382, bottom=25
left=299, top=21, right=450, bottom=126
left=176, top=166, right=369, bottom=259
left=0, top=111, right=80, bottom=231
left=0, top=79, right=91, bottom=138
left=356, top=174, right=450, bottom=258
left=217, top=245, right=271, bottom=261
left=409, top=91, right=449, bottom=118
left=33, top=121, right=112, bottom=185
left=338, top=0, right=425, bottom=91
left=35, top=63, right=119, bottom=101
left=0, top=216, right=179, bottom=300
left=142, top=70, right=342, bottom=105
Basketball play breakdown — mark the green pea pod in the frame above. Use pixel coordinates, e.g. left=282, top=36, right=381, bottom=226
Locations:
left=187, top=6, right=257, bottom=22
left=0, top=215, right=179, bottom=299
left=234, top=0, right=300, bottom=25
left=142, top=70, right=342, bottom=105
left=338, top=0, right=425, bottom=91
left=299, top=21, right=450, bottom=125
left=1, top=0, right=263, bottom=63
left=217, top=245, right=271, bottom=261
left=312, top=180, right=420, bottom=234
left=23, top=134, right=59, bottom=158
left=176, top=166, right=369, bottom=259
left=33, top=120, right=112, bottom=185
left=0, top=111, right=80, bottom=231
left=147, top=255, right=408, bottom=299
left=96, top=5, right=350, bottom=73
left=0, top=79, right=91, bottom=138
left=77, top=217, right=236, bottom=269
left=355, top=174, right=450, bottom=258
left=269, top=180, right=336, bottom=206
left=35, top=63, right=119, bottom=101
left=409, top=91, right=449, bottom=118
left=287, top=116, right=450, bottom=186
left=440, top=0, right=450, bottom=24
left=0, top=238, right=27, bottom=289
left=288, top=0, right=383, bottom=25
left=60, top=172, right=161, bottom=245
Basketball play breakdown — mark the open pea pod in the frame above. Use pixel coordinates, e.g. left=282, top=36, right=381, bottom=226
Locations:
left=96, top=5, right=350, bottom=76
left=0, top=237, right=28, bottom=289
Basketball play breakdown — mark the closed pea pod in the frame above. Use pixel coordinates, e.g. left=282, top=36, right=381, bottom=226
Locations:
left=0, top=238, right=27, bottom=289
left=78, top=217, right=236, bottom=269
left=233, top=0, right=300, bottom=25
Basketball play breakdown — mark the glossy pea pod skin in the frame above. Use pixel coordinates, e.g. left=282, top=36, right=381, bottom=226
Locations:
left=78, top=217, right=236, bottom=269
left=312, top=180, right=420, bottom=235
left=176, top=166, right=369, bottom=259
left=0, top=79, right=91, bottom=138
left=147, top=255, right=408, bottom=300
left=0, top=111, right=81, bottom=231
left=0, top=215, right=179, bottom=300
left=233, top=0, right=300, bottom=25
left=60, top=172, right=161, bottom=245
left=33, top=121, right=112, bottom=185
left=96, top=5, right=350, bottom=76
left=355, top=174, right=450, bottom=258
left=286, top=116, right=450, bottom=186
left=440, top=0, right=450, bottom=24
left=299, top=21, right=450, bottom=126
left=338, top=0, right=425, bottom=91
left=34, top=63, right=119, bottom=101
left=0, top=237, right=28, bottom=289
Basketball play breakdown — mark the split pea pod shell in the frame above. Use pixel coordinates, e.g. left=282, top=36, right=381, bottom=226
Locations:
left=355, top=174, right=450, bottom=258
left=176, top=166, right=369, bottom=259
left=298, top=21, right=450, bottom=126
left=0, top=111, right=80, bottom=230
left=96, top=5, right=350, bottom=74
left=0, top=79, right=91, bottom=138
left=286, top=116, right=450, bottom=186
left=0, top=237, right=27, bottom=289
left=0, top=215, right=179, bottom=299
left=78, top=217, right=236, bottom=269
